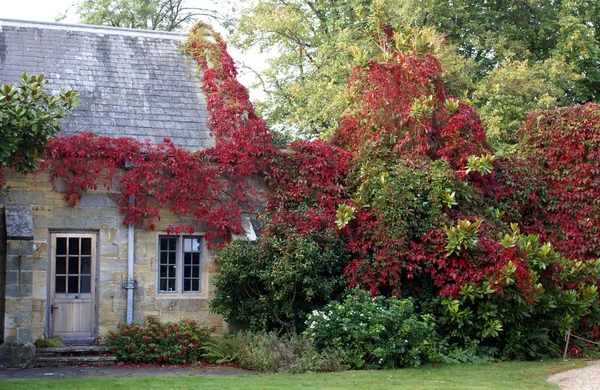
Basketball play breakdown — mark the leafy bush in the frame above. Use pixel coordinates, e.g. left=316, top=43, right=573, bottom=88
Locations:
left=211, top=230, right=349, bottom=333
left=0, top=73, right=78, bottom=174
left=204, top=331, right=346, bottom=373
left=0, top=73, right=78, bottom=197
left=435, top=224, right=600, bottom=360
left=304, top=290, right=440, bottom=369
left=105, top=316, right=212, bottom=364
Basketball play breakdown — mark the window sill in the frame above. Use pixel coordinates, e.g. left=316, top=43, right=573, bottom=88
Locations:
left=153, top=292, right=209, bottom=300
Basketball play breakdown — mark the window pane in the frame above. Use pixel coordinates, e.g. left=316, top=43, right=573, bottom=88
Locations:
left=81, top=238, right=92, bottom=255
left=183, top=237, right=201, bottom=252
left=159, top=236, right=178, bottom=293
left=68, top=257, right=80, bottom=274
left=182, top=237, right=201, bottom=293
left=68, top=237, right=79, bottom=255
left=68, top=276, right=79, bottom=293
left=167, top=279, right=176, bottom=291
left=81, top=256, right=91, bottom=274
left=80, top=276, right=91, bottom=293
left=161, top=237, right=177, bottom=251
left=56, top=237, right=67, bottom=256
left=55, top=276, right=66, bottom=293
left=160, top=265, right=168, bottom=278
left=56, top=256, right=67, bottom=274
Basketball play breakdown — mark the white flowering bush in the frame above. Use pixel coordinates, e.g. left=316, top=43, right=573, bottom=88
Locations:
left=303, top=289, right=440, bottom=369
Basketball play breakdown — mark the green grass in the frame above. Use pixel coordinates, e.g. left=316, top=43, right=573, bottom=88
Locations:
left=0, top=360, right=584, bottom=390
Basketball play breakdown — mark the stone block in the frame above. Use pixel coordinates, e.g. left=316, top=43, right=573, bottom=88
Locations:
left=33, top=216, right=66, bottom=229
left=5, top=271, right=19, bottom=286
left=19, top=285, right=33, bottom=298
left=50, top=206, right=75, bottom=218
left=32, top=273, right=48, bottom=298
left=0, top=343, right=36, bottom=368
left=4, top=285, right=19, bottom=299
left=17, top=328, right=32, bottom=344
left=33, top=241, right=48, bottom=260
left=7, top=193, right=44, bottom=206
left=99, top=310, right=117, bottom=326
left=100, top=244, right=119, bottom=256
left=6, top=241, right=22, bottom=256
left=19, top=271, right=33, bottom=286
left=4, top=299, right=31, bottom=315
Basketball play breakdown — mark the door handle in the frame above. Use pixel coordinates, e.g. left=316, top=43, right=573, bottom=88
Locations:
left=51, top=304, right=58, bottom=314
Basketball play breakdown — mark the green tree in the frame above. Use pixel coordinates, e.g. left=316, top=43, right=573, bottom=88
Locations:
left=231, top=0, right=599, bottom=151
left=64, top=0, right=224, bottom=31
left=0, top=73, right=78, bottom=194
left=231, top=0, right=458, bottom=138
left=472, top=59, right=581, bottom=155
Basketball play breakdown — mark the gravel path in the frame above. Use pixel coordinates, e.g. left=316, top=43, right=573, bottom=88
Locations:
left=547, top=360, right=600, bottom=390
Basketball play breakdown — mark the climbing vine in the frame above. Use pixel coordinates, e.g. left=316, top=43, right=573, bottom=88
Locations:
left=45, top=22, right=278, bottom=243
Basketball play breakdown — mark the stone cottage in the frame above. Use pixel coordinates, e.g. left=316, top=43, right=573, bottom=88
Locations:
left=0, top=19, right=249, bottom=365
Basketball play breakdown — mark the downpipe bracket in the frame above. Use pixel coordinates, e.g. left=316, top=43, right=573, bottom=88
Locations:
left=122, top=280, right=137, bottom=289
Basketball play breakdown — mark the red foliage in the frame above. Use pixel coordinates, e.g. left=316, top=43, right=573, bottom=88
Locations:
left=263, top=140, right=352, bottom=236
left=332, top=51, right=492, bottom=295
left=334, top=53, right=489, bottom=170
left=519, top=103, right=600, bottom=260
left=45, top=22, right=278, bottom=244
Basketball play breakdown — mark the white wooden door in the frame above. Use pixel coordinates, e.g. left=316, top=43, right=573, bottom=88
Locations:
left=50, top=233, right=97, bottom=342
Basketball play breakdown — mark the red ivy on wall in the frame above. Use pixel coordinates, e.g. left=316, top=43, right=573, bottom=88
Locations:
left=45, top=22, right=278, bottom=243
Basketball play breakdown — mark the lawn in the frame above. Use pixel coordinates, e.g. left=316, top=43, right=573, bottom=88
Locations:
left=0, top=360, right=584, bottom=390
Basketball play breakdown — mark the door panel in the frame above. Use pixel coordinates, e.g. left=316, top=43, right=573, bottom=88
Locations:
left=50, top=234, right=97, bottom=341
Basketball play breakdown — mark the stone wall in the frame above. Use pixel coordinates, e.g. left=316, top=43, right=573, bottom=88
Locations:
left=0, top=206, right=6, bottom=343
left=0, top=168, right=226, bottom=349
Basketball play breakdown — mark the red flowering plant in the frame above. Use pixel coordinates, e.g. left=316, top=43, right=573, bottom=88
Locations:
left=105, top=316, right=212, bottom=364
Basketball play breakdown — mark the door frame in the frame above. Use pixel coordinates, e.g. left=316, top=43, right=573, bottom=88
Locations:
left=46, top=230, right=100, bottom=342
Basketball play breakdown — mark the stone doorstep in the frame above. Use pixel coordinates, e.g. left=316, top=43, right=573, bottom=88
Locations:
left=35, top=356, right=116, bottom=367
left=35, top=346, right=115, bottom=367
left=35, top=346, right=109, bottom=356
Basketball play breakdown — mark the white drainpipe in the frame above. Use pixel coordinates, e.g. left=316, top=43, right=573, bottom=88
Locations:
left=126, top=197, right=136, bottom=324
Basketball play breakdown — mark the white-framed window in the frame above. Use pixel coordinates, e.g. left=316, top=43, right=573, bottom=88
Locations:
left=158, top=235, right=203, bottom=294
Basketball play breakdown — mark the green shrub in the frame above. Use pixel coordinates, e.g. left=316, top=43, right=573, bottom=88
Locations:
left=211, top=230, right=349, bottom=333
left=304, top=289, right=440, bottom=369
left=34, top=336, right=64, bottom=348
left=436, top=227, right=600, bottom=360
left=105, top=316, right=212, bottom=364
left=204, top=331, right=347, bottom=373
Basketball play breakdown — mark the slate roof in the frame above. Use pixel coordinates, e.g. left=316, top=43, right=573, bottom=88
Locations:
left=0, top=19, right=212, bottom=151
